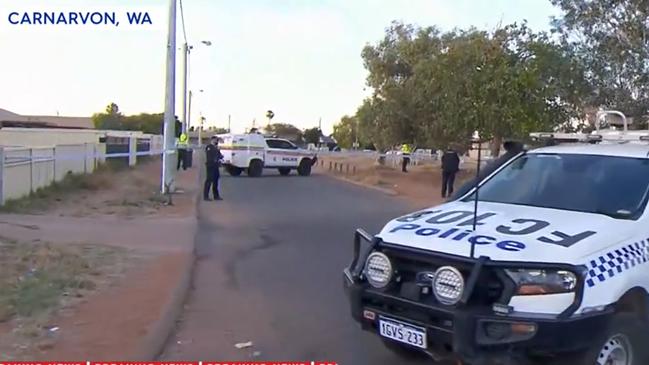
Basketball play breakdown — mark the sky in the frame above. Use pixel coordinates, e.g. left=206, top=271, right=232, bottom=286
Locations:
left=0, top=0, right=561, bottom=134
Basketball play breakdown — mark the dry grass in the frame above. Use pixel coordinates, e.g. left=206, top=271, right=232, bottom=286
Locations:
left=0, top=238, right=127, bottom=323
left=0, top=237, right=135, bottom=359
left=0, top=162, right=121, bottom=214
left=0, top=159, right=167, bottom=217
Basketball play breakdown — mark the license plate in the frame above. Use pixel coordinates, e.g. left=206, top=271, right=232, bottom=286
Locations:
left=378, top=317, right=427, bottom=349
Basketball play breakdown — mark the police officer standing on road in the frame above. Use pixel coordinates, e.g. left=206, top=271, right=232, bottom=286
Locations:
left=401, top=143, right=412, bottom=172
left=204, top=136, right=224, bottom=201
left=441, top=145, right=460, bottom=198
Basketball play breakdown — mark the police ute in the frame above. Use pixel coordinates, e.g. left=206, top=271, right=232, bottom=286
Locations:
left=218, top=133, right=317, bottom=177
left=343, top=111, right=649, bottom=364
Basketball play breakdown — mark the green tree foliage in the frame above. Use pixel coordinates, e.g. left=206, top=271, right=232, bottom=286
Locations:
left=332, top=116, right=356, bottom=149
left=550, top=0, right=649, bottom=121
left=336, top=21, right=588, bottom=155
left=92, top=103, right=180, bottom=135
left=263, top=123, right=304, bottom=142
left=302, top=127, right=322, bottom=145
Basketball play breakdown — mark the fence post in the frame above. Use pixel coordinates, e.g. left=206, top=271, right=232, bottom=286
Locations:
left=329, top=161, right=332, bottom=170
left=52, top=146, right=57, bottom=183
left=29, top=148, right=34, bottom=193
left=128, top=136, right=137, bottom=167
left=353, top=165, right=356, bottom=175
left=0, top=147, right=4, bottom=206
left=346, top=164, right=349, bottom=175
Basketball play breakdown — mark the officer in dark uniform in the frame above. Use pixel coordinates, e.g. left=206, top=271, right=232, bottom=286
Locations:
left=204, top=136, right=224, bottom=201
left=441, top=145, right=461, bottom=198
left=450, top=140, right=525, bottom=200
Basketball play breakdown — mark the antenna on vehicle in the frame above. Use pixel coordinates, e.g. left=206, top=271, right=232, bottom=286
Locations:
left=470, top=131, right=482, bottom=259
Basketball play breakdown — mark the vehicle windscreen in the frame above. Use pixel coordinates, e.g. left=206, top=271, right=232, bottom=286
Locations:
left=462, top=153, right=649, bottom=219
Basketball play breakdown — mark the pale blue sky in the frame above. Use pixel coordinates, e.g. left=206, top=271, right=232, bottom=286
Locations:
left=0, top=0, right=560, bottom=133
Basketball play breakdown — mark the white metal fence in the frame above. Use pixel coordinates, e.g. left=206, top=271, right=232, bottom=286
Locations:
left=0, top=143, right=102, bottom=205
left=0, top=134, right=165, bottom=205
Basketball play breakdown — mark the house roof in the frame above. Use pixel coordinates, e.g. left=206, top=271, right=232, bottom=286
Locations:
left=0, top=108, right=93, bottom=129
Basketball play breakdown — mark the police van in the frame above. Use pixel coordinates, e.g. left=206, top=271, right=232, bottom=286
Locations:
left=218, top=133, right=317, bottom=177
left=343, top=111, right=649, bottom=364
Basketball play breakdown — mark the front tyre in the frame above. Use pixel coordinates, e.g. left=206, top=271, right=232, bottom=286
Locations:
left=297, top=159, right=312, bottom=176
left=248, top=159, right=263, bottom=177
left=225, top=165, right=243, bottom=176
left=570, top=313, right=647, bottom=365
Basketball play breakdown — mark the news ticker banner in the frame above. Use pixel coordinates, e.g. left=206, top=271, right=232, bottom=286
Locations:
left=0, top=362, right=337, bottom=365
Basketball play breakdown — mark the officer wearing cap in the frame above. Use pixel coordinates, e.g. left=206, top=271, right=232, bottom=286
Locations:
left=204, top=136, right=224, bottom=201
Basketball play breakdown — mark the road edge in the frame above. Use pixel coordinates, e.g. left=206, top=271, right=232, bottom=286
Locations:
left=135, top=168, right=202, bottom=361
left=320, top=173, right=399, bottom=196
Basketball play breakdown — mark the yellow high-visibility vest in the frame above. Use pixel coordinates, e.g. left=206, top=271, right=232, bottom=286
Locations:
left=177, top=133, right=189, bottom=148
left=401, top=144, right=412, bottom=154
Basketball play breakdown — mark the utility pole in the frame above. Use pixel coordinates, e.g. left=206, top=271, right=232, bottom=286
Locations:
left=181, top=43, right=189, bottom=134
left=198, top=113, right=203, bottom=147
left=228, top=114, right=231, bottom=132
left=161, top=0, right=177, bottom=194
left=187, top=90, right=192, bottom=132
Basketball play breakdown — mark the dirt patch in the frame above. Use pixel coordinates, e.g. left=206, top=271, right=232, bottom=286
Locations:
left=0, top=159, right=171, bottom=218
left=0, top=157, right=199, bottom=360
left=316, top=155, right=476, bottom=208
left=0, top=237, right=139, bottom=360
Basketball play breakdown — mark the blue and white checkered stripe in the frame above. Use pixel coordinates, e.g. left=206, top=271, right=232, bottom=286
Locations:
left=586, top=239, right=649, bottom=288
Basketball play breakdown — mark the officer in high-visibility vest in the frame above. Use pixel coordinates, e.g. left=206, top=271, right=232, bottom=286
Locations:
left=176, top=132, right=189, bottom=170
left=401, top=143, right=412, bottom=172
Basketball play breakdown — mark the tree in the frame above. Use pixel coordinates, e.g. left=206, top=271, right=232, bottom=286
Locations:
left=93, top=102, right=124, bottom=130
left=92, top=103, right=178, bottom=135
left=105, top=102, right=120, bottom=115
left=356, top=21, right=587, bottom=155
left=550, top=0, right=649, bottom=123
left=263, top=123, right=303, bottom=143
left=302, top=127, right=322, bottom=145
left=332, top=115, right=359, bottom=149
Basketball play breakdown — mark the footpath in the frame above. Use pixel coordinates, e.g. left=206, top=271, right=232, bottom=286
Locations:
left=0, top=160, right=200, bottom=361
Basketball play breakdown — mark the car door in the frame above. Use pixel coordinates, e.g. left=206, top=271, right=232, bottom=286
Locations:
left=266, top=138, right=299, bottom=167
left=265, top=138, right=286, bottom=167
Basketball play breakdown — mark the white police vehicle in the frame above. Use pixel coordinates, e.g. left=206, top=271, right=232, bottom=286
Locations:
left=343, top=112, right=649, bottom=364
left=218, top=133, right=317, bottom=177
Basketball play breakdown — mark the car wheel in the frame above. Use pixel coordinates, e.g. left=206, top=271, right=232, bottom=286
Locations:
left=226, top=165, right=243, bottom=176
left=566, top=313, right=647, bottom=365
left=381, top=340, right=427, bottom=360
left=297, top=159, right=312, bottom=176
left=278, top=167, right=291, bottom=176
left=248, top=159, right=263, bottom=177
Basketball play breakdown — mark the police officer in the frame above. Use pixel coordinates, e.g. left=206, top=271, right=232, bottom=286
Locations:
left=450, top=141, right=525, bottom=200
left=204, top=136, right=224, bottom=201
left=176, top=133, right=189, bottom=170
left=401, top=143, right=412, bottom=172
left=441, top=145, right=460, bottom=198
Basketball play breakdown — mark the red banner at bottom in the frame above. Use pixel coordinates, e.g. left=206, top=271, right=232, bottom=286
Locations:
left=0, top=362, right=337, bottom=365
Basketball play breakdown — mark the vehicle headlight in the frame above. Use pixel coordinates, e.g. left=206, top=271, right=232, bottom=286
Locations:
left=505, top=269, right=578, bottom=295
left=364, top=252, right=393, bottom=288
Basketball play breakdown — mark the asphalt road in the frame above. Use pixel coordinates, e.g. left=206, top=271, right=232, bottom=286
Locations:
left=160, top=170, right=437, bottom=364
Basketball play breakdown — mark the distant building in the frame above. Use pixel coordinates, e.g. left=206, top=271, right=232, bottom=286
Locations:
left=0, top=108, right=93, bottom=129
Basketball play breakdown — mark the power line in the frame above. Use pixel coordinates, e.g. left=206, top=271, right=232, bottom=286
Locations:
left=179, top=0, right=188, bottom=44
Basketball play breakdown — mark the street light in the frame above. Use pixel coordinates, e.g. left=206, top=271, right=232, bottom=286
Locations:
left=181, top=40, right=211, bottom=135
left=188, top=88, right=203, bottom=130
